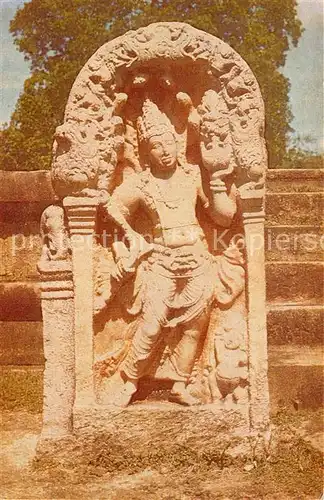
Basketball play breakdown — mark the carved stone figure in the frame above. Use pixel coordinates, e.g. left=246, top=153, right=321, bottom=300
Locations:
left=38, top=22, right=269, bottom=449
left=95, top=98, right=246, bottom=407
left=39, top=205, right=70, bottom=263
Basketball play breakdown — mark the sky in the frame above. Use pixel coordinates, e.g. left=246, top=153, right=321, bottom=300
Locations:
left=282, top=0, right=323, bottom=151
left=0, top=0, right=323, bottom=152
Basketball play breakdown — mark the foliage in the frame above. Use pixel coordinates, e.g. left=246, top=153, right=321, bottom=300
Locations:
left=282, top=134, right=324, bottom=169
left=0, top=0, right=303, bottom=170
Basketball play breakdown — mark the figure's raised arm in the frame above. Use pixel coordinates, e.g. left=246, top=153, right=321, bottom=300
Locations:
left=197, top=169, right=237, bottom=228
left=197, top=90, right=238, bottom=228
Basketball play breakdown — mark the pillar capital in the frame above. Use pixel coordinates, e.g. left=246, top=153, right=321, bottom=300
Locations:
left=63, top=197, right=98, bottom=235
left=239, top=187, right=265, bottom=217
left=38, top=260, right=73, bottom=300
left=242, top=211, right=265, bottom=225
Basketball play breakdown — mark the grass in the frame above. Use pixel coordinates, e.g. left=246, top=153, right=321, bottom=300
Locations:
left=0, top=371, right=322, bottom=499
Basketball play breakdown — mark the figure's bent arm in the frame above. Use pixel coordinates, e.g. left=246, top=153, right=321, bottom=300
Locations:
left=101, top=175, right=141, bottom=239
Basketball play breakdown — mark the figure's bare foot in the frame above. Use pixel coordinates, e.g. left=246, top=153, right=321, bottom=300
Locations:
left=169, top=382, right=200, bottom=406
left=113, top=379, right=138, bottom=408
left=232, top=385, right=248, bottom=404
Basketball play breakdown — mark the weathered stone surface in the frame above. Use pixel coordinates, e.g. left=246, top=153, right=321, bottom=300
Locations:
left=267, top=304, right=324, bottom=345
left=0, top=366, right=43, bottom=412
left=0, top=234, right=41, bottom=282
left=0, top=322, right=44, bottom=365
left=264, top=225, right=324, bottom=262
left=266, top=262, right=324, bottom=303
left=0, top=283, right=41, bottom=321
left=36, top=403, right=253, bottom=469
left=2, top=411, right=323, bottom=499
left=266, top=168, right=324, bottom=193
left=0, top=202, right=52, bottom=225
left=0, top=205, right=44, bottom=282
left=268, top=345, right=324, bottom=411
left=266, top=192, right=323, bottom=226
left=269, top=345, right=323, bottom=367
left=269, top=366, right=323, bottom=411
left=33, top=21, right=270, bottom=447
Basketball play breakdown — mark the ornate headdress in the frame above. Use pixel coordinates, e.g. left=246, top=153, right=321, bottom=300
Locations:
left=137, top=98, right=175, bottom=143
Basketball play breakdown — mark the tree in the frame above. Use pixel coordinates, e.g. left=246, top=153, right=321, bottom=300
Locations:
left=0, top=0, right=302, bottom=170
left=282, top=134, right=324, bottom=169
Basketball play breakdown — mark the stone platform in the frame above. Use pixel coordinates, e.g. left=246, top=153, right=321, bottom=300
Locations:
left=35, top=401, right=268, bottom=471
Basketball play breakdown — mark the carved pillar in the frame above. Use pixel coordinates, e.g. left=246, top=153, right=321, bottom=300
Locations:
left=242, top=191, right=270, bottom=433
left=63, top=197, right=98, bottom=407
left=38, top=261, right=74, bottom=439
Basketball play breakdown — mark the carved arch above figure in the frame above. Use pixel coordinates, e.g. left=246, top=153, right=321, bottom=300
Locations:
left=51, top=22, right=267, bottom=199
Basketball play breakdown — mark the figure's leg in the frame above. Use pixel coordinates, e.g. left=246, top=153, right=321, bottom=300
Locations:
left=169, top=312, right=210, bottom=406
left=113, top=317, right=163, bottom=407
left=113, top=271, right=172, bottom=408
left=122, top=317, right=163, bottom=380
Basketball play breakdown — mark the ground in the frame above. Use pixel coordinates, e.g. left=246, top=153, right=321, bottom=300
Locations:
left=0, top=409, right=323, bottom=499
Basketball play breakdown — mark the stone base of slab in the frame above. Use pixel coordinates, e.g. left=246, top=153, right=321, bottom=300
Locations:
left=35, top=402, right=270, bottom=470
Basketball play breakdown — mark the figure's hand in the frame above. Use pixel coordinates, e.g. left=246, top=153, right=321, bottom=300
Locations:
left=200, top=137, right=233, bottom=179
left=112, top=235, right=153, bottom=275
left=126, top=230, right=154, bottom=263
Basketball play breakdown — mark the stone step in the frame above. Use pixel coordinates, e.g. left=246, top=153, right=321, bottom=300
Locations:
left=264, top=225, right=324, bottom=262
left=0, top=321, right=44, bottom=365
left=268, top=345, right=323, bottom=412
left=0, top=365, right=43, bottom=412
left=266, top=168, right=324, bottom=193
left=266, top=261, right=323, bottom=303
left=268, top=345, right=323, bottom=366
left=267, top=304, right=323, bottom=345
left=0, top=282, right=41, bottom=321
left=266, top=192, right=323, bottom=226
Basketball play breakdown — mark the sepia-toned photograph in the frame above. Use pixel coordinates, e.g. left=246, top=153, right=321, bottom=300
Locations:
left=0, top=0, right=323, bottom=498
